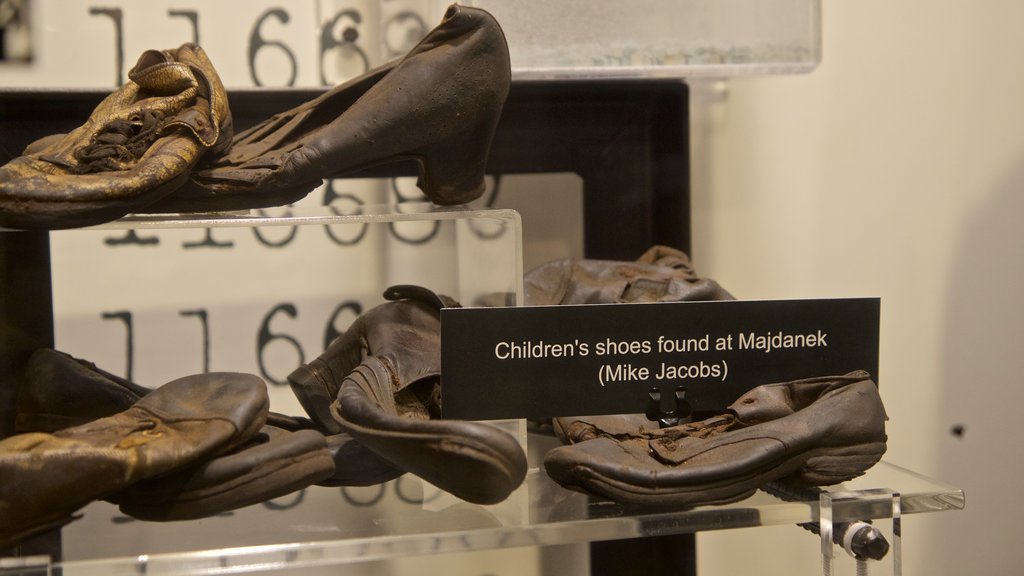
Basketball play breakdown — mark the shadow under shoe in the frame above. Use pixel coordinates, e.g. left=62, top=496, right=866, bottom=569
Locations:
left=288, top=285, right=528, bottom=505
left=0, top=371, right=267, bottom=548
left=544, top=372, right=888, bottom=508
left=151, top=4, right=510, bottom=213
left=0, top=43, right=232, bottom=230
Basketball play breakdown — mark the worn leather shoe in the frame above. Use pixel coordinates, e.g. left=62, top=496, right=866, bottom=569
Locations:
left=110, top=426, right=335, bottom=521
left=544, top=372, right=888, bottom=508
left=525, top=245, right=733, bottom=306
left=0, top=43, right=232, bottom=230
left=17, top=347, right=402, bottom=488
left=0, top=371, right=267, bottom=547
left=152, top=4, right=510, bottom=213
left=288, top=285, right=528, bottom=505
left=16, top=348, right=152, bottom=433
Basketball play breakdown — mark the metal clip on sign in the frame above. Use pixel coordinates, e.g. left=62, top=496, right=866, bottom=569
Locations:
left=645, top=385, right=692, bottom=428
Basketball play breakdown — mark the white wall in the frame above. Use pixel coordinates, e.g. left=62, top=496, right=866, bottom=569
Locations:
left=691, top=1, right=1024, bottom=574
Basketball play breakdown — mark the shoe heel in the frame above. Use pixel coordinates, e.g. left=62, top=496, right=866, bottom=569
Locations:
left=413, top=138, right=489, bottom=205
left=791, top=441, right=888, bottom=486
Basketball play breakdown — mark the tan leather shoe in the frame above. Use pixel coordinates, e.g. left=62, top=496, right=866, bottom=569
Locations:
left=0, top=43, right=231, bottom=230
left=18, top=348, right=402, bottom=489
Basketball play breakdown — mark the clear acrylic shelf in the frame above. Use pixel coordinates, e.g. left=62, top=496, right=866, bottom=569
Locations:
left=3, top=459, right=962, bottom=575
left=42, top=203, right=524, bottom=432
left=76, top=203, right=522, bottom=232
left=456, top=0, right=822, bottom=79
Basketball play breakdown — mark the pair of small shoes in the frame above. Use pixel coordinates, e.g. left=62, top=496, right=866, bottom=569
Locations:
left=1, top=369, right=269, bottom=547
left=0, top=5, right=510, bottom=230
left=544, top=372, right=889, bottom=508
left=288, top=285, right=528, bottom=505
left=12, top=349, right=339, bottom=526
left=18, top=286, right=530, bottom=513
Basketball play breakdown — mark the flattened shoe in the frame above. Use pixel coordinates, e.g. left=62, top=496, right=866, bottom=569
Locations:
left=18, top=347, right=401, bottom=487
left=152, top=4, right=510, bottom=213
left=0, top=371, right=267, bottom=547
left=288, top=285, right=528, bottom=505
left=525, top=245, right=734, bottom=306
left=0, top=43, right=232, bottom=230
left=544, top=372, right=888, bottom=508
left=110, top=426, right=335, bottom=521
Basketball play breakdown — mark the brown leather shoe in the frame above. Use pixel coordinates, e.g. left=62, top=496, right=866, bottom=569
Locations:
left=0, top=371, right=267, bottom=547
left=289, top=285, right=528, bottom=505
left=17, top=347, right=402, bottom=488
left=545, top=372, right=888, bottom=508
left=152, top=4, right=510, bottom=213
left=110, top=426, right=335, bottom=521
left=16, top=348, right=152, bottom=433
left=0, top=43, right=232, bottom=230
left=525, top=245, right=734, bottom=305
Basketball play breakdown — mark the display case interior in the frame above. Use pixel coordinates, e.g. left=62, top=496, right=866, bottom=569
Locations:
left=0, top=207, right=967, bottom=576
left=0, top=16, right=964, bottom=566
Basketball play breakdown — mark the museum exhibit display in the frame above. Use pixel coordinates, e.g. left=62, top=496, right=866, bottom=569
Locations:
left=0, top=1, right=965, bottom=575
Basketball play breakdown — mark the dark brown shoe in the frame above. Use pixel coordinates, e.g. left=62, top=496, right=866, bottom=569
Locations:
left=0, top=371, right=267, bottom=547
left=0, top=43, right=232, bottom=230
left=16, top=348, right=152, bottom=433
left=545, top=372, right=888, bottom=508
left=152, top=4, right=510, bottom=213
left=289, top=285, right=528, bottom=505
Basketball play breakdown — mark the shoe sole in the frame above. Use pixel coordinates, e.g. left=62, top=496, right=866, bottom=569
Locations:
left=547, top=440, right=888, bottom=508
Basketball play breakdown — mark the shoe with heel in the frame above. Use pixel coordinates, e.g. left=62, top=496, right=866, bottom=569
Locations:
left=152, top=4, right=510, bottom=213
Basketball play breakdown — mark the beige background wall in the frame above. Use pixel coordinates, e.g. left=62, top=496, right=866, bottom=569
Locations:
left=691, top=1, right=1024, bottom=573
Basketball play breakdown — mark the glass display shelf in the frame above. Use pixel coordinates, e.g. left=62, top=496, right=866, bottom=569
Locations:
left=72, top=203, right=521, bottom=232
left=454, top=0, right=822, bottom=79
left=2, top=456, right=963, bottom=576
left=36, top=203, right=524, bottom=434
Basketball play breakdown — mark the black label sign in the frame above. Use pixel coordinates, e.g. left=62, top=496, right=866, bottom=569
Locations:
left=440, top=298, right=879, bottom=420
